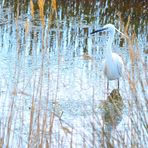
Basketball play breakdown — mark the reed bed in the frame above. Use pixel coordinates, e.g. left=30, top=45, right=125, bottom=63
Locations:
left=0, top=0, right=147, bottom=147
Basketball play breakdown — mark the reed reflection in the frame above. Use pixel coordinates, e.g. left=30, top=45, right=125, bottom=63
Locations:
left=99, top=0, right=146, bottom=34
left=100, top=89, right=124, bottom=138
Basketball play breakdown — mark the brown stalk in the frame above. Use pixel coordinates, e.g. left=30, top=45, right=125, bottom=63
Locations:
left=30, top=0, right=35, bottom=18
left=38, top=0, right=45, bottom=27
left=48, top=112, right=55, bottom=146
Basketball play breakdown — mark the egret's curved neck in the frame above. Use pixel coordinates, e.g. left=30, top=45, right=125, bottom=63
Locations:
left=105, top=36, right=114, bottom=60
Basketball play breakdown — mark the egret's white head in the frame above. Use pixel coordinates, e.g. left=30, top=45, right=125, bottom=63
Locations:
left=90, top=24, right=115, bottom=37
left=91, top=23, right=128, bottom=38
left=103, top=24, right=115, bottom=36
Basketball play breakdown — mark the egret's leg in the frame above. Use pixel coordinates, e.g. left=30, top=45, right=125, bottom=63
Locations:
left=117, top=79, right=119, bottom=89
left=107, top=80, right=109, bottom=94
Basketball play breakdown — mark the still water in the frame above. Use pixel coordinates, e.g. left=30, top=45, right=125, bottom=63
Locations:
left=0, top=0, right=147, bottom=147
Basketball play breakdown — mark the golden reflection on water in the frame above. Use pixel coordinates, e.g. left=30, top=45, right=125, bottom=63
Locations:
left=1, top=0, right=146, bottom=31
left=0, top=0, right=147, bottom=147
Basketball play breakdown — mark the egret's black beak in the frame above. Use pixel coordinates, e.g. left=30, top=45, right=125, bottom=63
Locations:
left=90, top=27, right=107, bottom=35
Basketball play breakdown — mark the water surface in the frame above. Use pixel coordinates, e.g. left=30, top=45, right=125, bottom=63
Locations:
left=0, top=0, right=147, bottom=147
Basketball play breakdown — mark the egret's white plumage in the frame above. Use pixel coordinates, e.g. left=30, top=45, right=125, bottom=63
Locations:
left=104, top=52, right=124, bottom=81
left=91, top=24, right=125, bottom=90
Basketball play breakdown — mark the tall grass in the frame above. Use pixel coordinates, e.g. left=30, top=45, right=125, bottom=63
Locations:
left=0, top=0, right=147, bottom=147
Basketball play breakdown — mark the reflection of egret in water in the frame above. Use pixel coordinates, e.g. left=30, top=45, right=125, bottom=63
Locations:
left=99, top=89, right=124, bottom=146
left=91, top=24, right=127, bottom=91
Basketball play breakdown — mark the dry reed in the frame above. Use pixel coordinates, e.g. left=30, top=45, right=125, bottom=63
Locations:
left=0, top=1, right=147, bottom=147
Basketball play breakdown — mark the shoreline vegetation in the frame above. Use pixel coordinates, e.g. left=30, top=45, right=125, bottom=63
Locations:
left=0, top=0, right=147, bottom=147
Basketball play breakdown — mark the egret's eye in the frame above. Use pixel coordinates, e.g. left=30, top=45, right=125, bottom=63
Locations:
left=102, top=31, right=108, bottom=36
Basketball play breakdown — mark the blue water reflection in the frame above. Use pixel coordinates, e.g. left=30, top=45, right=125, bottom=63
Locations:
left=0, top=0, right=147, bottom=147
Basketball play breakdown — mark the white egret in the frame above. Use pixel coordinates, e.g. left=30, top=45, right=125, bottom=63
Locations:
left=91, top=24, right=126, bottom=91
